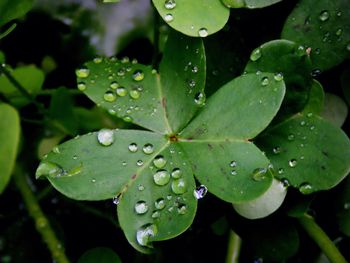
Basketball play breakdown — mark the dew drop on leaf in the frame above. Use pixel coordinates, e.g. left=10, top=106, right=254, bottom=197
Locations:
left=52, top=146, right=60, bottom=154
left=112, top=196, right=120, bottom=205
left=75, top=67, right=90, bottom=78
left=153, top=170, right=170, bottom=186
left=194, top=92, right=206, bottom=106
left=272, top=146, right=281, bottom=154
left=97, top=129, right=114, bottom=146
left=299, top=183, right=313, bottom=194
left=231, top=170, right=237, bottom=175
left=250, top=48, right=262, bottom=61
left=177, top=204, right=187, bottom=215
left=155, top=198, right=166, bottom=210
left=128, top=143, right=138, bottom=153
left=252, top=168, right=267, bottom=182
left=136, top=224, right=157, bottom=247
left=274, top=72, right=284, bottom=81
left=136, top=160, right=144, bottom=166
left=171, top=168, right=182, bottom=179
left=164, top=13, right=174, bottom=22
left=171, top=178, right=187, bottom=194
left=152, top=211, right=160, bottom=219
left=164, top=0, right=176, bottom=10
left=117, top=68, right=125, bottom=76
left=110, top=81, right=119, bottom=89
left=193, top=185, right=208, bottom=199
left=278, top=168, right=284, bottom=174
left=198, top=28, right=208, bottom=37
left=229, top=160, right=237, bottom=167
left=142, top=143, right=154, bottom=154
left=288, top=159, right=298, bottom=167
left=93, top=57, right=102, bottom=64
left=36, top=161, right=65, bottom=178
left=103, top=91, right=117, bottom=102
left=261, top=76, right=269, bottom=86
left=132, top=70, right=144, bottom=82
left=153, top=155, right=167, bottom=168
left=295, top=45, right=306, bottom=56
left=319, top=10, right=330, bottom=22
left=138, top=184, right=145, bottom=191
left=129, top=89, right=141, bottom=100
left=77, top=82, right=86, bottom=91
left=135, top=201, right=148, bottom=214
left=123, top=116, right=133, bottom=122
left=116, top=87, right=127, bottom=97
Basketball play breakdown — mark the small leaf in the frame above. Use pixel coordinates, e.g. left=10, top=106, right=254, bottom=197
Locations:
left=0, top=103, right=20, bottom=194
left=321, top=93, right=348, bottom=127
left=281, top=0, right=350, bottom=71
left=152, top=0, right=230, bottom=37
left=222, top=0, right=282, bottom=9
left=159, top=30, right=206, bottom=132
left=256, top=113, right=350, bottom=193
left=0, top=65, right=44, bottom=107
left=77, top=247, right=121, bottom=263
left=0, top=0, right=33, bottom=27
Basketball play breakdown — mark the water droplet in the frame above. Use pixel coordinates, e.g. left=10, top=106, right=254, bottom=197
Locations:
left=103, top=91, right=117, bottom=102
left=194, top=92, right=206, bottom=106
left=287, top=134, right=295, bottom=141
left=299, top=183, right=313, bottom=194
left=52, top=146, right=60, bottom=154
left=166, top=195, right=172, bottom=200
left=198, top=28, right=208, bottom=37
left=136, top=224, right=157, bottom=247
left=77, top=82, right=86, bottom=91
left=122, top=161, right=127, bottom=166
left=138, top=184, right=145, bottom=191
left=153, top=170, right=170, bottom=186
left=153, top=155, right=167, bottom=168
left=110, top=81, right=119, bottom=89
left=193, top=185, right=208, bottom=199
left=273, top=146, right=281, bottom=154
left=278, top=168, right=284, bottom=174
left=117, top=68, right=125, bottom=76
left=335, top=28, right=343, bottom=36
left=164, top=13, right=174, bottom=22
left=252, top=168, right=267, bottom=181
left=152, top=210, right=160, bottom=219
left=128, top=143, right=138, bottom=153
left=188, top=79, right=196, bottom=88
left=250, top=48, right=262, bottom=61
left=231, top=170, right=237, bottom=175
left=136, top=160, right=144, bottom=166
left=97, top=129, right=114, bottom=146
left=229, top=160, right=237, bottom=167
left=177, top=204, right=187, bottom=215
left=171, top=178, right=187, bottom=194
left=319, top=10, right=330, bottom=22
left=288, top=159, right=297, bottom=167
left=91, top=178, right=96, bottom=183
left=192, top=66, right=198, bottom=73
left=300, top=120, right=306, bottom=126
left=261, top=76, right=269, bottom=86
left=116, top=86, right=127, bottom=96
left=36, top=161, right=65, bottom=178
left=274, top=72, right=284, bottom=81
left=281, top=178, right=290, bottom=187
left=135, top=201, right=148, bottom=214
left=132, top=70, right=144, bottom=81
left=129, top=89, right=140, bottom=99
left=165, top=0, right=176, bottom=10
left=75, top=67, right=90, bottom=78
left=171, top=168, right=182, bottom=179
left=93, top=57, right=103, bottom=64
left=296, top=45, right=306, bottom=56
left=112, top=196, right=120, bottom=205
left=123, top=115, right=133, bottom=122
left=311, top=69, right=322, bottom=77
left=155, top=198, right=165, bottom=210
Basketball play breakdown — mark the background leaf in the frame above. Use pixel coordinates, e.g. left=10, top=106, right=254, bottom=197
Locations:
left=320, top=93, right=348, bottom=127
left=77, top=247, right=121, bottom=263
left=256, top=113, right=350, bottom=193
left=159, top=30, right=206, bottom=133
left=0, top=0, right=33, bottom=27
left=0, top=103, right=20, bottom=194
left=152, top=0, right=230, bottom=37
left=281, top=0, right=350, bottom=71
left=222, top=0, right=282, bottom=9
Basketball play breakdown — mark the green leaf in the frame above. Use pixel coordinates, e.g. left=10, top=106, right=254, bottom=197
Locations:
left=245, top=39, right=313, bottom=118
left=0, top=0, right=33, bottom=27
left=320, top=93, right=348, bottom=127
left=152, top=0, right=230, bottom=37
left=49, top=87, right=78, bottom=136
left=77, top=247, right=121, bottom=263
left=0, top=50, right=4, bottom=63
left=256, top=113, right=350, bottom=194
left=159, top=30, right=206, bottom=132
left=281, top=0, right=350, bottom=71
left=302, top=80, right=324, bottom=115
left=181, top=73, right=286, bottom=140
left=0, top=65, right=45, bottom=107
left=222, top=0, right=282, bottom=9
left=0, top=103, right=20, bottom=194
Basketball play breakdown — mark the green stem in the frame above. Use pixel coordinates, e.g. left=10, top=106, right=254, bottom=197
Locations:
left=225, top=229, right=242, bottom=263
left=13, top=166, right=71, bottom=263
left=298, top=214, right=348, bottom=263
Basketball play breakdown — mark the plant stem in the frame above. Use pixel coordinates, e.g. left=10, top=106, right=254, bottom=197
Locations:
left=13, top=166, right=71, bottom=263
left=298, top=214, right=348, bottom=263
left=225, top=229, right=242, bottom=263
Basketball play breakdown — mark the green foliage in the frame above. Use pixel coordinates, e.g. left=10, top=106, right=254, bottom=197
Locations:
left=222, top=0, right=282, bottom=9
left=0, top=103, right=20, bottom=193
left=0, top=0, right=33, bottom=27
left=77, top=247, right=121, bottom=263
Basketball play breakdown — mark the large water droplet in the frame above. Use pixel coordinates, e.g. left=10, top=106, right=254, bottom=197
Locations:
left=171, top=168, right=182, bottom=179
left=171, top=178, right=187, bottom=194
left=97, top=129, right=114, bottom=146
left=132, top=70, right=144, bottom=81
left=129, top=89, right=140, bottom=99
left=135, top=201, right=148, bottom=214
left=164, top=13, right=174, bottom=22
left=250, top=48, right=262, bottom=61
left=288, top=159, right=297, bottom=167
left=142, top=143, right=154, bottom=154
left=299, top=183, right=313, bottom=194
left=103, top=91, right=117, bottom=102
left=193, top=185, right=207, bottom=199
left=36, top=161, right=65, bottom=178
left=319, top=10, right=330, bottom=22
left=165, top=0, right=176, bottom=9
left=198, top=28, right=208, bottom=37
left=252, top=168, right=267, bottom=181
left=128, top=143, right=138, bottom=153
left=136, top=224, right=157, bottom=247
left=153, top=155, right=167, bottom=168
left=77, top=82, right=86, bottom=91
left=116, top=87, right=127, bottom=97
left=110, top=81, right=119, bottom=90
left=136, top=160, right=144, bottom=166
left=155, top=198, right=165, bottom=210
left=75, top=67, right=90, bottom=78
left=153, top=170, right=170, bottom=186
